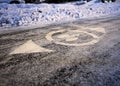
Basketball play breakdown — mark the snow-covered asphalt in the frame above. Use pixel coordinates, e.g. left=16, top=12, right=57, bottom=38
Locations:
left=0, top=15, right=120, bottom=86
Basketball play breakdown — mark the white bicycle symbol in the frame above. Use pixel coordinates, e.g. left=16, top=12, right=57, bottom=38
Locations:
left=10, top=25, right=106, bottom=55
left=46, top=25, right=105, bottom=46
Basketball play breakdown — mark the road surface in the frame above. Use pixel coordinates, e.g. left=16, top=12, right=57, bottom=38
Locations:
left=0, top=16, right=120, bottom=86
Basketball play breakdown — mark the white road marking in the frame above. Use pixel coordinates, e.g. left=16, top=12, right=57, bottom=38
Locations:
left=65, top=37, right=78, bottom=42
left=46, top=27, right=105, bottom=46
left=10, top=40, right=54, bottom=55
left=57, top=33, right=79, bottom=42
left=9, top=26, right=106, bottom=55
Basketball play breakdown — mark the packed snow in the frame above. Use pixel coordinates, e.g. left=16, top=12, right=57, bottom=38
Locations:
left=0, top=1, right=120, bottom=31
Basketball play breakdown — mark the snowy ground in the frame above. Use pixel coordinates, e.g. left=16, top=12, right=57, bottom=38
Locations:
left=0, top=1, right=120, bottom=31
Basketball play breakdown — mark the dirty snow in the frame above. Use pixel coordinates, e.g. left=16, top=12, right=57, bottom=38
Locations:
left=0, top=1, right=120, bottom=30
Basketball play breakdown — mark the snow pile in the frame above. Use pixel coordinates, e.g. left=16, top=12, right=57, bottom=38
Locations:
left=0, top=2, right=120, bottom=29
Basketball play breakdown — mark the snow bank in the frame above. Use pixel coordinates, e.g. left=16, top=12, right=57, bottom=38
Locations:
left=0, top=2, right=120, bottom=30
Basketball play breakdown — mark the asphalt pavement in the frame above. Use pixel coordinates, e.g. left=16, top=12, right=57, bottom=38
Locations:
left=0, top=16, right=120, bottom=86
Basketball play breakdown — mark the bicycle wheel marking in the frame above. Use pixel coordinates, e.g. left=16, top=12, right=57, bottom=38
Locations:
left=46, top=26, right=105, bottom=46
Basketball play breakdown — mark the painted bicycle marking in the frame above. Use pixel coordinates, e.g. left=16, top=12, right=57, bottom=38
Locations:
left=10, top=25, right=106, bottom=55
left=46, top=26, right=105, bottom=46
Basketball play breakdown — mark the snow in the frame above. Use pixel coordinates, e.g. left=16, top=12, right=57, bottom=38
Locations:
left=0, top=1, right=120, bottom=31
